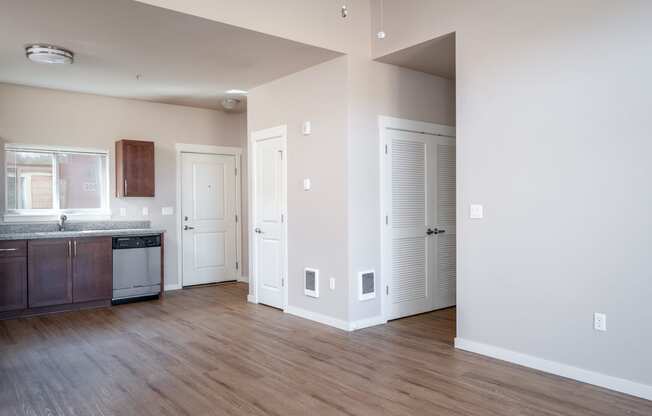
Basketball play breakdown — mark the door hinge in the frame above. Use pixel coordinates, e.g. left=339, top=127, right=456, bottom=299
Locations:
left=385, top=144, right=388, bottom=154
left=236, top=261, right=239, bottom=270
left=281, top=213, right=285, bottom=223
left=281, top=278, right=285, bottom=287
left=278, top=150, right=283, bottom=160
left=385, top=215, right=389, bottom=225
left=235, top=214, right=238, bottom=223
left=386, top=285, right=389, bottom=295
left=235, top=167, right=238, bottom=176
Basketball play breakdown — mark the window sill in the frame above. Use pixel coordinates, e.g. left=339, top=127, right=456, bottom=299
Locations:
left=3, top=211, right=112, bottom=223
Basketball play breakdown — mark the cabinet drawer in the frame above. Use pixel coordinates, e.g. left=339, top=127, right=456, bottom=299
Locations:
left=0, top=240, right=27, bottom=258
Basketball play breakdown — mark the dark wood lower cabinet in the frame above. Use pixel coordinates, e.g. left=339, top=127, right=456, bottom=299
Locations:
left=28, top=239, right=73, bottom=308
left=0, top=256, right=27, bottom=312
left=73, top=237, right=113, bottom=303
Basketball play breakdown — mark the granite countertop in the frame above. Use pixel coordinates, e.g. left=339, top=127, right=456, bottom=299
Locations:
left=0, top=221, right=165, bottom=241
left=0, top=228, right=166, bottom=241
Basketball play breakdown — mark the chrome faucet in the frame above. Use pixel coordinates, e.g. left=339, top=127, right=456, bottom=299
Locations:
left=58, top=214, right=68, bottom=231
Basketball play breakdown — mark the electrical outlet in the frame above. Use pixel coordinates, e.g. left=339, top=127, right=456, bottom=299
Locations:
left=142, top=207, right=149, bottom=216
left=329, top=277, right=335, bottom=290
left=119, top=207, right=127, bottom=217
left=594, top=313, right=607, bottom=332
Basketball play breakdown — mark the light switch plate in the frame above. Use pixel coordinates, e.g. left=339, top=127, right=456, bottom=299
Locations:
left=470, top=204, right=484, bottom=219
left=119, top=207, right=127, bottom=217
left=302, top=121, right=312, bottom=135
left=303, top=178, right=311, bottom=191
left=162, top=206, right=174, bottom=216
left=142, top=207, right=149, bottom=216
left=594, top=313, right=607, bottom=331
left=329, top=277, right=335, bottom=290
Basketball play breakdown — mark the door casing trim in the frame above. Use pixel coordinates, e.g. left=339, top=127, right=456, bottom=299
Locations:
left=175, top=143, right=243, bottom=289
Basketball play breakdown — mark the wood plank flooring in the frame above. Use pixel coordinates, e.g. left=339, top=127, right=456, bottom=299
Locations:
left=1, top=282, right=650, bottom=416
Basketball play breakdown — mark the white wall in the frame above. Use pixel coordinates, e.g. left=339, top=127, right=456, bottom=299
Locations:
left=346, top=56, right=455, bottom=322
left=247, top=57, right=350, bottom=321
left=0, top=83, right=247, bottom=288
left=371, top=0, right=652, bottom=390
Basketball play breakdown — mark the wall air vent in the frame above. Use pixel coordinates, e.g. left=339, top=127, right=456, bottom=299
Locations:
left=304, top=268, right=319, bottom=298
left=359, top=270, right=375, bottom=301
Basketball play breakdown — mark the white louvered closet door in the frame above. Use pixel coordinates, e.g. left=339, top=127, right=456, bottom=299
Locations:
left=387, top=129, right=456, bottom=320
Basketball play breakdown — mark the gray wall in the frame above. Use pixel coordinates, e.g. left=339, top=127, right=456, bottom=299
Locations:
left=371, top=0, right=652, bottom=386
left=0, top=83, right=247, bottom=287
left=247, top=56, right=350, bottom=321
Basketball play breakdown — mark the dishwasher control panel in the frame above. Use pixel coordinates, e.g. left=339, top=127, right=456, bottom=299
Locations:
left=113, top=235, right=161, bottom=249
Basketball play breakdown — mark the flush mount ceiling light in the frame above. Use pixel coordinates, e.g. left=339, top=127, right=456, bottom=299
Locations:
left=221, top=98, right=241, bottom=110
left=225, top=89, right=248, bottom=95
left=25, top=44, right=74, bottom=64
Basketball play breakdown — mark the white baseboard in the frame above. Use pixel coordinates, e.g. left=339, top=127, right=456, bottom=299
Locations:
left=349, top=315, right=386, bottom=331
left=164, top=283, right=182, bottom=291
left=285, top=305, right=351, bottom=331
left=247, top=294, right=257, bottom=304
left=238, top=275, right=249, bottom=283
left=454, top=337, right=652, bottom=401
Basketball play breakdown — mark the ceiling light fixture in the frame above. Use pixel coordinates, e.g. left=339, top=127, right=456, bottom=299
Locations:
left=25, top=44, right=74, bottom=64
left=221, top=98, right=241, bottom=110
left=225, top=89, right=248, bottom=95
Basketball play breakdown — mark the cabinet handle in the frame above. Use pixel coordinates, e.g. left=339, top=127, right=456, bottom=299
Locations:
left=124, top=179, right=128, bottom=195
left=68, top=241, right=72, bottom=258
left=0, top=248, right=17, bottom=252
left=73, top=241, right=77, bottom=257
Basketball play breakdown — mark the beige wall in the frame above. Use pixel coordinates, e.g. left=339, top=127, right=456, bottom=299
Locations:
left=346, top=56, right=455, bottom=322
left=247, top=57, right=350, bottom=321
left=135, top=0, right=371, bottom=56
left=0, top=83, right=247, bottom=288
left=370, top=0, right=652, bottom=390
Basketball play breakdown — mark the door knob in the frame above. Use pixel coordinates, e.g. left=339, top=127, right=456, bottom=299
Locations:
left=427, top=228, right=446, bottom=236
left=184, top=225, right=195, bottom=230
left=254, top=227, right=263, bottom=234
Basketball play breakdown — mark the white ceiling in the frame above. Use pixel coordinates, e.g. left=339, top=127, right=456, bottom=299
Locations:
left=376, top=34, right=455, bottom=80
left=0, top=0, right=341, bottom=111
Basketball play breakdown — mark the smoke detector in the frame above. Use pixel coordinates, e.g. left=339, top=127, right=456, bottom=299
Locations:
left=25, top=44, right=74, bottom=64
left=221, top=98, right=241, bottom=111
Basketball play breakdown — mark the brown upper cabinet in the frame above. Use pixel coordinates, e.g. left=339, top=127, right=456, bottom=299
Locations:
left=116, top=139, right=155, bottom=197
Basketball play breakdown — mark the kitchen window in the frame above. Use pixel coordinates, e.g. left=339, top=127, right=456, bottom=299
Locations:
left=5, top=144, right=110, bottom=220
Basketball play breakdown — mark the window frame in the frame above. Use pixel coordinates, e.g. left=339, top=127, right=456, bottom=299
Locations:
left=4, top=143, right=111, bottom=222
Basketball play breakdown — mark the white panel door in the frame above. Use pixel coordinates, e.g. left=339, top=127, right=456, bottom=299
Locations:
left=182, top=153, right=237, bottom=286
left=254, top=135, right=286, bottom=309
left=386, top=129, right=456, bottom=319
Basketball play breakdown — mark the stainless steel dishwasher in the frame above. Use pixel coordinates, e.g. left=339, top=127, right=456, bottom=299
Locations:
left=112, top=235, right=161, bottom=303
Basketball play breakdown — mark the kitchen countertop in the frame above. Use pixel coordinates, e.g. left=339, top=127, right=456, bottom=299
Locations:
left=0, top=228, right=166, bottom=241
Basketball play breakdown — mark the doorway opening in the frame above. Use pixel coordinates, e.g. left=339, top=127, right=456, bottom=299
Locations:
left=175, top=144, right=243, bottom=289
left=248, top=125, right=288, bottom=310
left=376, top=32, right=457, bottom=341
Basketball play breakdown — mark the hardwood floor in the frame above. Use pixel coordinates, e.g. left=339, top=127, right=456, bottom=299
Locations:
left=1, top=282, right=650, bottom=416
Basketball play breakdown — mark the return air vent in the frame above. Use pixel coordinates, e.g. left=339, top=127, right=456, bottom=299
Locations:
left=359, top=270, right=375, bottom=301
left=304, top=268, right=319, bottom=298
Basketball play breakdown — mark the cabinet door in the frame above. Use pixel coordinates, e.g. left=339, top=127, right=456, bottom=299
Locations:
left=0, top=257, right=27, bottom=312
left=73, top=237, right=113, bottom=303
left=28, top=239, right=72, bottom=308
left=116, top=140, right=155, bottom=197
